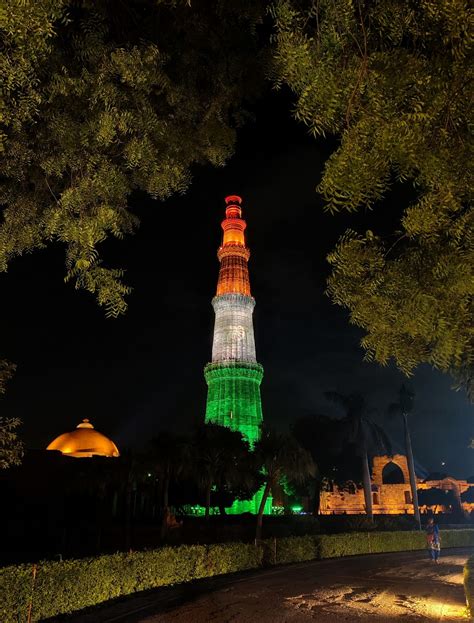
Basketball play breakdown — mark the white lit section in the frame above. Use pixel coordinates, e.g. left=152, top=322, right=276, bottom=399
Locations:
left=211, top=294, right=257, bottom=362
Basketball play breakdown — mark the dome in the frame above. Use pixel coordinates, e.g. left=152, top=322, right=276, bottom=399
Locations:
left=46, top=419, right=120, bottom=458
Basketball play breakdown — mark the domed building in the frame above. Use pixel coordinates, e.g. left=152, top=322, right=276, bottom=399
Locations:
left=46, top=419, right=120, bottom=458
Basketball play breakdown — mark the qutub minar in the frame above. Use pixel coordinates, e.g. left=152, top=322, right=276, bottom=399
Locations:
left=204, top=195, right=271, bottom=514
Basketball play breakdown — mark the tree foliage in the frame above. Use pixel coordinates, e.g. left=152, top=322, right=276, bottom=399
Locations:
left=388, top=384, right=421, bottom=527
left=324, top=390, right=390, bottom=518
left=254, top=428, right=315, bottom=538
left=0, top=360, right=23, bottom=468
left=271, top=0, right=473, bottom=392
left=461, top=486, right=474, bottom=504
left=0, top=0, right=264, bottom=316
left=192, top=423, right=259, bottom=517
left=417, top=486, right=457, bottom=511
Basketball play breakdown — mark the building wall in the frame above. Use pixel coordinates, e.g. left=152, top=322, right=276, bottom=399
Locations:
left=320, top=454, right=473, bottom=515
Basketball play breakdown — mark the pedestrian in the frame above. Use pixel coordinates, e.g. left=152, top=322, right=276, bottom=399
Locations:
left=426, top=516, right=441, bottom=563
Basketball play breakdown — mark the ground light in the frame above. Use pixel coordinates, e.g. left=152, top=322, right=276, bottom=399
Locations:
left=290, top=505, right=304, bottom=513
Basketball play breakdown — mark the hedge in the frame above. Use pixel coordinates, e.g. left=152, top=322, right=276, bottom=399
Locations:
left=2, top=530, right=474, bottom=622
left=269, top=529, right=474, bottom=565
left=0, top=542, right=262, bottom=622
left=465, top=555, right=474, bottom=619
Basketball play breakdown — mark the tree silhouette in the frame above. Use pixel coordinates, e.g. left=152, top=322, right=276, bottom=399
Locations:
left=192, top=423, right=256, bottom=519
left=253, top=428, right=315, bottom=540
left=0, top=360, right=23, bottom=469
left=418, top=487, right=456, bottom=514
left=292, top=414, right=359, bottom=515
left=388, top=384, right=421, bottom=528
left=149, top=432, right=190, bottom=537
left=325, top=391, right=391, bottom=519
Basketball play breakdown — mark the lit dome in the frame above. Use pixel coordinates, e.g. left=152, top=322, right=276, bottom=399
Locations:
left=46, top=419, right=120, bottom=458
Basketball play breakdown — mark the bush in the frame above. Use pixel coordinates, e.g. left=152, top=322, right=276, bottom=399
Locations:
left=465, top=555, right=474, bottom=618
left=439, top=529, right=474, bottom=549
left=270, top=529, right=474, bottom=565
left=2, top=530, right=473, bottom=622
left=0, top=542, right=262, bottom=623
left=318, top=514, right=418, bottom=534
left=271, top=535, right=317, bottom=565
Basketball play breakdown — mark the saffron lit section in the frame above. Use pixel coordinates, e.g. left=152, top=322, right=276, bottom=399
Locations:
left=216, top=195, right=251, bottom=296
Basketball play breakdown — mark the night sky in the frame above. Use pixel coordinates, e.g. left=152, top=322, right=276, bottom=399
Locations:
left=0, top=90, right=472, bottom=478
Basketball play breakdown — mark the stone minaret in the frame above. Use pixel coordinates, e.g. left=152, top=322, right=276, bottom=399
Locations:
left=204, top=195, right=264, bottom=453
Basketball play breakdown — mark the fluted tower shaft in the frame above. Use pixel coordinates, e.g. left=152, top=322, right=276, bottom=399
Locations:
left=204, top=195, right=264, bottom=450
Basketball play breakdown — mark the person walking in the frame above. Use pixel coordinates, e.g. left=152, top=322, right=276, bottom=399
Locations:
left=426, top=517, right=441, bottom=563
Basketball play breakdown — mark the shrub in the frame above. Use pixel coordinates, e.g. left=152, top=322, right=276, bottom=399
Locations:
left=271, top=529, right=474, bottom=565
left=465, top=555, right=474, bottom=618
left=2, top=530, right=473, bottom=622
left=319, top=514, right=419, bottom=534
left=439, top=529, right=474, bottom=549
left=0, top=542, right=262, bottom=623
left=272, top=536, right=317, bottom=565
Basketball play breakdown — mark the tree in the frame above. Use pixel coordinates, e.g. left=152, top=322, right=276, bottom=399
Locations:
left=192, top=423, right=257, bottom=519
left=0, top=417, right=23, bottom=469
left=149, top=432, right=190, bottom=537
left=0, top=0, right=265, bottom=316
left=461, top=487, right=474, bottom=504
left=292, top=413, right=359, bottom=515
left=271, top=1, right=473, bottom=393
left=325, top=391, right=391, bottom=520
left=253, top=428, right=315, bottom=540
left=418, top=487, right=457, bottom=514
left=0, top=360, right=23, bottom=468
left=388, top=385, right=421, bottom=528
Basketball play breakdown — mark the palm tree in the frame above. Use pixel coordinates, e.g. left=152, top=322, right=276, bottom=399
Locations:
left=193, top=423, right=253, bottom=519
left=325, top=391, right=391, bottom=520
left=253, top=428, right=316, bottom=540
left=388, top=385, right=421, bottom=528
left=292, top=414, right=348, bottom=516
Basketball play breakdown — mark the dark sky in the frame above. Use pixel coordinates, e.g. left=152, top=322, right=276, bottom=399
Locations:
left=0, top=90, right=472, bottom=478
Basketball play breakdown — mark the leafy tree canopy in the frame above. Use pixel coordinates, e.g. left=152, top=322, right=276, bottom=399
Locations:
left=0, top=0, right=264, bottom=316
left=192, top=423, right=260, bottom=514
left=271, top=0, right=473, bottom=394
left=0, top=360, right=23, bottom=468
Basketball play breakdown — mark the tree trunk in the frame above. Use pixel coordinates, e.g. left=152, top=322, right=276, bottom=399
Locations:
left=403, top=412, right=421, bottom=529
left=163, top=475, right=169, bottom=510
left=361, top=450, right=373, bottom=520
left=313, top=478, right=322, bottom=517
left=160, top=476, right=170, bottom=539
left=256, top=480, right=272, bottom=541
left=205, top=484, right=211, bottom=520
left=124, top=482, right=133, bottom=550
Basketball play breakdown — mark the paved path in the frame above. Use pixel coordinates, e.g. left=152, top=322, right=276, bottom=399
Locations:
left=66, top=548, right=472, bottom=623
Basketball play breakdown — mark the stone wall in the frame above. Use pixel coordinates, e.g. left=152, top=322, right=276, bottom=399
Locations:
left=320, top=454, right=473, bottom=516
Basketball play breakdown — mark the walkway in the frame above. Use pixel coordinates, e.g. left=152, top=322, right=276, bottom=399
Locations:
left=66, top=548, right=472, bottom=622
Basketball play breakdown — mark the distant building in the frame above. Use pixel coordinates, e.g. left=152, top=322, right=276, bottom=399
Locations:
left=320, top=454, right=474, bottom=515
left=46, top=418, right=119, bottom=458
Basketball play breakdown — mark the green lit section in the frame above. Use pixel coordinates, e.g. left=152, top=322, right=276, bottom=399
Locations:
left=204, top=362, right=264, bottom=447
left=204, top=361, right=271, bottom=515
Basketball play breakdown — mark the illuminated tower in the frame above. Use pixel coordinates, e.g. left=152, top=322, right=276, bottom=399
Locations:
left=204, top=195, right=270, bottom=514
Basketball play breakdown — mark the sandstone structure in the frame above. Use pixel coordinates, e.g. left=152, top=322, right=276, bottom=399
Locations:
left=320, top=454, right=473, bottom=515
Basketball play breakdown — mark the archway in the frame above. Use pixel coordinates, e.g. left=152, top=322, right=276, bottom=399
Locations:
left=382, top=461, right=405, bottom=484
